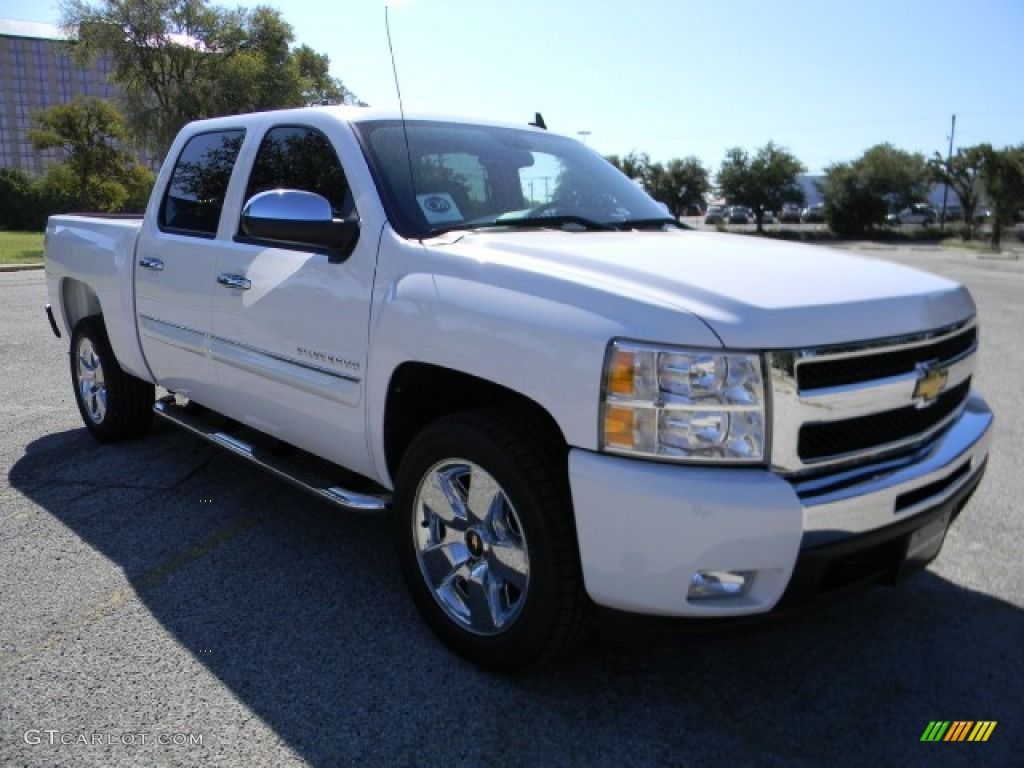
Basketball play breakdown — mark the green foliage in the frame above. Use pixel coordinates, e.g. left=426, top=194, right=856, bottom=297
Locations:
left=854, top=144, right=930, bottom=208
left=605, top=152, right=711, bottom=218
left=820, top=143, right=931, bottom=236
left=928, top=144, right=987, bottom=238
left=647, top=157, right=711, bottom=218
left=28, top=97, right=152, bottom=212
left=980, top=144, right=1024, bottom=250
left=820, top=162, right=887, bottom=237
left=122, top=164, right=157, bottom=213
left=0, top=168, right=47, bottom=230
left=716, top=142, right=805, bottom=232
left=61, top=0, right=364, bottom=157
left=605, top=151, right=652, bottom=185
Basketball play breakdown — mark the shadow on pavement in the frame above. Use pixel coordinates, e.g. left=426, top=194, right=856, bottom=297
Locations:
left=9, top=427, right=1022, bottom=767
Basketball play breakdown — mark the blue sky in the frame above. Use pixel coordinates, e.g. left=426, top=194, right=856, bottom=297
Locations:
left=5, top=0, right=1022, bottom=173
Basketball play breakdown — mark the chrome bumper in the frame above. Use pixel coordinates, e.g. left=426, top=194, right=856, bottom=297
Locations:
left=794, top=391, right=993, bottom=547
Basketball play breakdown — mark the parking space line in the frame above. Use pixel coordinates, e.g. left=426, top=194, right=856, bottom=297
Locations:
left=0, top=513, right=265, bottom=677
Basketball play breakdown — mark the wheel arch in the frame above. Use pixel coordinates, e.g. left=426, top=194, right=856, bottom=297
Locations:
left=382, top=362, right=567, bottom=481
left=60, top=278, right=102, bottom=338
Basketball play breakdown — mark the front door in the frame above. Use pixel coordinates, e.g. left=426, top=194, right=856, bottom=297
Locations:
left=207, top=124, right=377, bottom=478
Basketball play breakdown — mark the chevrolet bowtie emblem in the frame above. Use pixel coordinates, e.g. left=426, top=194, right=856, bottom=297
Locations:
left=913, top=365, right=949, bottom=405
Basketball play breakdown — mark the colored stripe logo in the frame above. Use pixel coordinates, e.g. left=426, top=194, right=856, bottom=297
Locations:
left=921, top=721, right=997, bottom=742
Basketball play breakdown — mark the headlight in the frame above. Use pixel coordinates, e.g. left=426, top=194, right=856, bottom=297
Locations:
left=601, top=340, right=767, bottom=463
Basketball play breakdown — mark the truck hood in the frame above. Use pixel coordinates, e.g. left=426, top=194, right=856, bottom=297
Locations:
left=429, top=229, right=976, bottom=349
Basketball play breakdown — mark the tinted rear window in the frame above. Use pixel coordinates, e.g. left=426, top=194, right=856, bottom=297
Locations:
left=160, top=129, right=245, bottom=237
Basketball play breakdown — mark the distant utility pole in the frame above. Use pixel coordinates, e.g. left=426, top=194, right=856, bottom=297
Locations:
left=941, top=114, right=956, bottom=231
left=577, top=130, right=592, bottom=145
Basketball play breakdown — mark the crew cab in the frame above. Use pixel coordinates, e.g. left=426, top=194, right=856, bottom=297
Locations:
left=44, top=106, right=993, bottom=669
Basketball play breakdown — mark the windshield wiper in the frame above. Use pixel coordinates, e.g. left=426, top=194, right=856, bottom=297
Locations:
left=430, top=215, right=616, bottom=237
left=611, top=217, right=683, bottom=231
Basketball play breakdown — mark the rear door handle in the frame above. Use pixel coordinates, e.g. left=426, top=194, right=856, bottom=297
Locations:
left=217, top=273, right=251, bottom=290
left=138, top=257, right=164, bottom=271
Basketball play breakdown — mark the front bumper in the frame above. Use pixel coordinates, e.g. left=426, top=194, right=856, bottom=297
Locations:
left=568, top=392, right=993, bottom=620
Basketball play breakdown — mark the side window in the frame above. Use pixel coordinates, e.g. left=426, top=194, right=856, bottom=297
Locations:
left=160, top=129, right=245, bottom=237
left=245, top=125, right=354, bottom=218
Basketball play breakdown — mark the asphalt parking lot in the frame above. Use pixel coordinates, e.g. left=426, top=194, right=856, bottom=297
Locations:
left=1, top=243, right=1022, bottom=767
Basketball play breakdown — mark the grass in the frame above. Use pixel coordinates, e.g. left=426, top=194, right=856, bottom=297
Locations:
left=0, top=231, right=45, bottom=266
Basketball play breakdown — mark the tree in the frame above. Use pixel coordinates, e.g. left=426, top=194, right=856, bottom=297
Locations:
left=0, top=168, right=46, bottom=230
left=605, top=151, right=651, bottom=185
left=819, top=162, right=887, bottom=237
left=928, top=145, right=987, bottom=239
left=28, top=97, right=148, bottom=211
left=819, top=143, right=931, bottom=236
left=716, top=142, right=805, bottom=232
left=980, top=145, right=1024, bottom=251
left=606, top=152, right=711, bottom=218
left=292, top=45, right=363, bottom=106
left=61, top=0, right=363, bottom=156
left=855, top=143, right=931, bottom=211
left=647, top=157, right=711, bottom=218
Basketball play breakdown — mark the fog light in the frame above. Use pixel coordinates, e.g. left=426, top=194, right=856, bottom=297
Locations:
left=688, top=570, right=753, bottom=600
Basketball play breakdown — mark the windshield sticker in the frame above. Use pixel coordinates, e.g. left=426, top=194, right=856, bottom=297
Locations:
left=417, top=193, right=463, bottom=224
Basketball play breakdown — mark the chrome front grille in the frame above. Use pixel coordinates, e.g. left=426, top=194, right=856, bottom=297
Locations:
left=798, top=377, right=970, bottom=461
left=796, top=325, right=976, bottom=390
left=769, top=320, right=977, bottom=475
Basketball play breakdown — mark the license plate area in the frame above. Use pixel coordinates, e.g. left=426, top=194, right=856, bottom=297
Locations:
left=901, top=507, right=953, bottom=574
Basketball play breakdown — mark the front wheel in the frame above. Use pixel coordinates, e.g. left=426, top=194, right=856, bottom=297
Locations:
left=393, top=410, right=592, bottom=670
left=70, top=316, right=154, bottom=442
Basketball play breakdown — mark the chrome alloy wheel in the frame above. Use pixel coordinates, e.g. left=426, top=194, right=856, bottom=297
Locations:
left=412, top=460, right=530, bottom=636
left=76, top=336, right=107, bottom=424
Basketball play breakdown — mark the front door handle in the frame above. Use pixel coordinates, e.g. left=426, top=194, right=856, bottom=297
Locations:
left=138, top=257, right=164, bottom=271
left=217, top=273, right=252, bottom=290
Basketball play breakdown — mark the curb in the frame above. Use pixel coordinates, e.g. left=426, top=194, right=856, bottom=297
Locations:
left=0, top=263, right=44, bottom=272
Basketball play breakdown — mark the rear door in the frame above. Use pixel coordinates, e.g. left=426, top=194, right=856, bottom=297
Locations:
left=135, top=127, right=246, bottom=400
left=206, top=122, right=378, bottom=477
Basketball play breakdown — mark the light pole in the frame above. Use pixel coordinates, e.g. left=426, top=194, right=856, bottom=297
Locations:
left=577, top=130, right=592, bottom=145
left=940, top=114, right=955, bottom=231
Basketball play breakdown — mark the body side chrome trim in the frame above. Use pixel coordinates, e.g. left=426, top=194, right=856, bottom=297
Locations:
left=138, top=314, right=207, bottom=355
left=139, top=314, right=362, bottom=405
left=209, top=334, right=362, bottom=407
left=208, top=334, right=361, bottom=384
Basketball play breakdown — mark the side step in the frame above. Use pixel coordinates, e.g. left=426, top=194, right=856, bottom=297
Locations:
left=154, top=397, right=390, bottom=513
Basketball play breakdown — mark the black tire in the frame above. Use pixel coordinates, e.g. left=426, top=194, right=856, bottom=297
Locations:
left=393, top=409, right=592, bottom=670
left=70, top=316, right=154, bottom=442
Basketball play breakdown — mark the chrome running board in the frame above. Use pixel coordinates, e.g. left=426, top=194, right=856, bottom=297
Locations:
left=154, top=396, right=390, bottom=513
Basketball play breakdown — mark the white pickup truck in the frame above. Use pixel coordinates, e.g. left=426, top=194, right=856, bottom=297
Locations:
left=44, top=106, right=993, bottom=669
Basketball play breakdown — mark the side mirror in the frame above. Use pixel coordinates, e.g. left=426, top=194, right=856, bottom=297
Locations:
left=240, top=189, right=359, bottom=263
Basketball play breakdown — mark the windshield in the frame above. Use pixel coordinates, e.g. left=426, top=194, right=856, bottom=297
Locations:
left=354, top=119, right=672, bottom=238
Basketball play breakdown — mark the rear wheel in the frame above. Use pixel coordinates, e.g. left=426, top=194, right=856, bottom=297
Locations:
left=393, top=409, right=592, bottom=670
left=70, top=316, right=154, bottom=442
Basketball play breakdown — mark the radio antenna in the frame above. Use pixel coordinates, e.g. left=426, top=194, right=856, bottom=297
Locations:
left=385, top=6, right=419, bottom=213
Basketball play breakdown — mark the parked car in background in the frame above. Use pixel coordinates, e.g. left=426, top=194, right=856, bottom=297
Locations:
left=704, top=205, right=726, bottom=224
left=760, top=208, right=775, bottom=224
left=779, top=202, right=802, bottom=223
left=801, top=203, right=825, bottom=223
left=887, top=204, right=936, bottom=226
left=727, top=206, right=752, bottom=224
